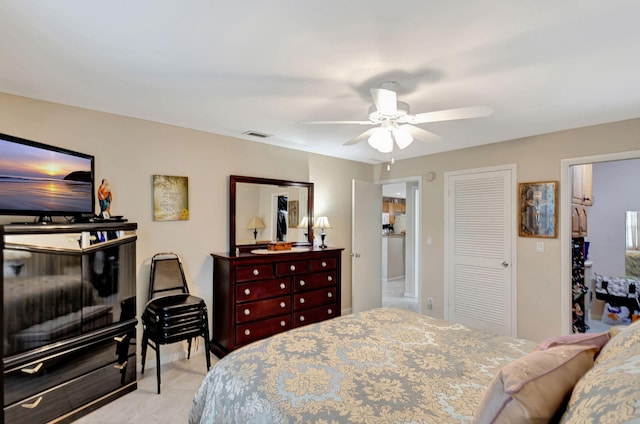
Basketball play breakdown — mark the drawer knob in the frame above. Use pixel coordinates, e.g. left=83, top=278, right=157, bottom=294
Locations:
left=114, top=335, right=126, bottom=343
left=114, top=360, right=128, bottom=370
left=245, top=329, right=251, bottom=336
left=322, top=261, right=327, bottom=267
left=327, top=292, right=333, bottom=298
left=290, top=265, right=296, bottom=271
left=299, top=280, right=306, bottom=286
left=21, top=362, right=43, bottom=375
left=244, top=309, right=251, bottom=316
left=328, top=276, right=333, bottom=282
left=21, top=396, right=43, bottom=409
left=280, top=283, right=286, bottom=290
left=300, top=316, right=305, bottom=322
left=280, top=320, right=286, bottom=327
left=244, top=288, right=251, bottom=295
left=328, top=309, right=333, bottom=314
left=300, top=298, right=305, bottom=304
left=253, top=269, right=259, bottom=276
left=280, top=301, right=286, bottom=308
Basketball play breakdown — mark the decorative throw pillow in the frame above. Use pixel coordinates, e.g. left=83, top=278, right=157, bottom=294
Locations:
left=595, top=319, right=640, bottom=364
left=474, top=344, right=598, bottom=424
left=560, top=320, right=640, bottom=423
left=533, top=331, right=610, bottom=352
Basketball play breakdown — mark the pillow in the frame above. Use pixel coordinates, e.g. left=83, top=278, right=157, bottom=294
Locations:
left=533, top=331, right=610, bottom=352
left=560, top=320, right=640, bottom=423
left=474, top=344, right=598, bottom=424
left=596, top=318, right=640, bottom=364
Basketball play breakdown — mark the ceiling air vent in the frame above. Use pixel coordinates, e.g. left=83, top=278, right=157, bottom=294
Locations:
left=242, top=130, right=272, bottom=139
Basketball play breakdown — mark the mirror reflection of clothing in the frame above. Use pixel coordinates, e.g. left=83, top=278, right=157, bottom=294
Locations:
left=277, top=210, right=287, bottom=241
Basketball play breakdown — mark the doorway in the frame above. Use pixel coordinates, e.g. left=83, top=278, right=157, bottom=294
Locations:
left=565, top=155, right=640, bottom=335
left=381, top=179, right=420, bottom=313
left=561, top=150, right=640, bottom=335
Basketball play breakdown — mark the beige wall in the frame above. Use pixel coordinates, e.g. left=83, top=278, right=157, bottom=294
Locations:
left=376, top=119, right=640, bottom=341
left=0, top=93, right=371, bottom=361
left=2, top=91, right=640, bottom=346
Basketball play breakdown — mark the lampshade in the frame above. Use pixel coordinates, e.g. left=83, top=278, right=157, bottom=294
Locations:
left=367, top=130, right=393, bottom=153
left=313, top=216, right=331, bottom=230
left=392, top=129, right=413, bottom=149
left=247, top=216, right=265, bottom=229
left=297, top=216, right=309, bottom=229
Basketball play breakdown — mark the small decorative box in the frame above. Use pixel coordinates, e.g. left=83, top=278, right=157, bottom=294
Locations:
left=267, top=241, right=293, bottom=251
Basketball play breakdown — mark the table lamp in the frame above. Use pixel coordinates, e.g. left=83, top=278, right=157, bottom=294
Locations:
left=313, top=216, right=331, bottom=248
left=247, top=217, right=265, bottom=243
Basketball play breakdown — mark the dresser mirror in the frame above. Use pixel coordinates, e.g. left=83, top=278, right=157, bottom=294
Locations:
left=230, top=175, right=314, bottom=253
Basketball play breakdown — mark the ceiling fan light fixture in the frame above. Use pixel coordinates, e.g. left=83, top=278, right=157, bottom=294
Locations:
left=392, top=129, right=413, bottom=149
left=368, top=130, right=393, bottom=153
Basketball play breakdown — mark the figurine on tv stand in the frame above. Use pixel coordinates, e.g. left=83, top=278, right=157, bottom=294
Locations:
left=97, top=178, right=112, bottom=219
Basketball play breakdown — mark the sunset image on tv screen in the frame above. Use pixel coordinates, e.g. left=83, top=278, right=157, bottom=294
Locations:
left=0, top=138, right=93, bottom=213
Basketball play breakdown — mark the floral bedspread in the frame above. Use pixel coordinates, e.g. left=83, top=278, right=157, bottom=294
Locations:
left=189, top=308, right=534, bottom=424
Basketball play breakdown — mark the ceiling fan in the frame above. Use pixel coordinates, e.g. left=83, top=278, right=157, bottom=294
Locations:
left=307, top=81, right=493, bottom=153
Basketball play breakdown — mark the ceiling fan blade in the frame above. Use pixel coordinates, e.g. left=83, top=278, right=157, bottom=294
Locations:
left=370, top=88, right=397, bottom=116
left=398, top=124, right=440, bottom=143
left=343, top=128, right=378, bottom=146
left=303, top=120, right=373, bottom=125
left=406, top=105, right=493, bottom=124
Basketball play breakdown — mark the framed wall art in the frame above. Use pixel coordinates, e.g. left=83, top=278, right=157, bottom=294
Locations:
left=519, top=181, right=557, bottom=238
left=153, top=175, right=189, bottom=221
left=288, top=200, right=298, bottom=228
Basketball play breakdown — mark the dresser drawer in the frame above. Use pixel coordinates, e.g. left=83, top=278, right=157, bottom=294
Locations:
left=235, top=296, right=291, bottom=324
left=275, top=260, right=309, bottom=276
left=294, top=304, right=337, bottom=327
left=294, top=271, right=336, bottom=292
left=4, top=326, right=135, bottom=406
left=4, top=353, right=136, bottom=424
left=236, top=315, right=292, bottom=346
left=235, top=278, right=291, bottom=303
left=310, top=257, right=336, bottom=272
left=293, top=287, right=336, bottom=311
left=236, top=264, right=274, bottom=282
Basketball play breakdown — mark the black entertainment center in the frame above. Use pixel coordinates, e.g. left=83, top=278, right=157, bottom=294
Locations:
left=0, top=132, right=138, bottom=423
left=1, top=222, right=138, bottom=424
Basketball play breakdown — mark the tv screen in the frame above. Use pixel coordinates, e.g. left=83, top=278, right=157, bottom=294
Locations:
left=0, top=132, right=95, bottom=220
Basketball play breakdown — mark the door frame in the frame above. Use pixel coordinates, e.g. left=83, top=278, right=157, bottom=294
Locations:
left=444, top=164, right=518, bottom=336
left=378, top=176, right=422, bottom=313
left=560, top=149, right=640, bottom=334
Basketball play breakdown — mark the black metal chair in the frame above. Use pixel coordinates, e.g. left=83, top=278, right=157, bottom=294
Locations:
left=141, top=253, right=211, bottom=394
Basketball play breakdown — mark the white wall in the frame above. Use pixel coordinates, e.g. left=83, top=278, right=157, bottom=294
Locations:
left=588, top=158, right=640, bottom=276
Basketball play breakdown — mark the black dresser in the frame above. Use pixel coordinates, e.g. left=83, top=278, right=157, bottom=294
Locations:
left=1, top=222, right=137, bottom=424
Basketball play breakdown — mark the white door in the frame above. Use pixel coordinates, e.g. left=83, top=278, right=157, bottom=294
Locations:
left=352, top=180, right=382, bottom=313
left=445, top=166, right=516, bottom=336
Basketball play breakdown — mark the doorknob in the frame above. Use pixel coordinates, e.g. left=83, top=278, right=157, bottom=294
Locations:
left=502, top=261, right=509, bottom=268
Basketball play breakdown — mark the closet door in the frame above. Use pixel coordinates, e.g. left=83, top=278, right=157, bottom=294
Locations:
left=445, top=166, right=516, bottom=337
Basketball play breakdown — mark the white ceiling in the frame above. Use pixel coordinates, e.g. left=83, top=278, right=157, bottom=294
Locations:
left=1, top=1, right=639, bottom=164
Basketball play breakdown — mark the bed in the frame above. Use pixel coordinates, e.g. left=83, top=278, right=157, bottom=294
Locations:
left=189, top=308, right=640, bottom=423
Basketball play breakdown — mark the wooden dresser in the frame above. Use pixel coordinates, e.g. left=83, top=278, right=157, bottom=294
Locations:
left=210, top=247, right=343, bottom=358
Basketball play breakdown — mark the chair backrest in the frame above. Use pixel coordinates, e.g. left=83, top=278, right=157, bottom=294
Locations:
left=148, top=252, right=190, bottom=300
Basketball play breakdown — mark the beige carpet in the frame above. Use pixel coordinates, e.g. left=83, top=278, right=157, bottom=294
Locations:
left=74, top=348, right=215, bottom=424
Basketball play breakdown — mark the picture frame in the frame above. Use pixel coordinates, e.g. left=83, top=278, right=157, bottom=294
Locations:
left=288, top=200, right=298, bottom=228
left=153, top=175, right=189, bottom=221
left=519, top=181, right=558, bottom=238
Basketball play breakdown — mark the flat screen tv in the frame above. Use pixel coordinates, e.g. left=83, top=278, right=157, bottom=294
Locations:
left=0, top=132, right=95, bottom=222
